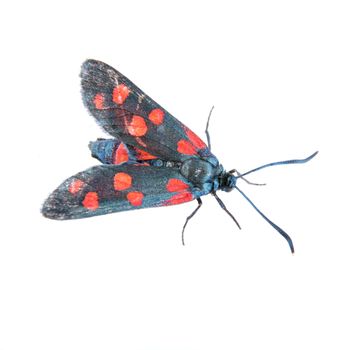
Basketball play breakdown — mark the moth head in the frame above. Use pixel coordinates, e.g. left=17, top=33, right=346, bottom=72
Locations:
left=219, top=171, right=237, bottom=192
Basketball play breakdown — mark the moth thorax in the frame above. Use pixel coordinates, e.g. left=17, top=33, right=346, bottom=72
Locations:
left=180, top=158, right=215, bottom=185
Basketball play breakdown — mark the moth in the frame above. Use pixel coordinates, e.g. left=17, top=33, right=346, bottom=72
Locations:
left=42, top=60, right=317, bottom=252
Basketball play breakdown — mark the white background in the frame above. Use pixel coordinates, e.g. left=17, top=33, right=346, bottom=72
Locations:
left=1, top=1, right=349, bottom=349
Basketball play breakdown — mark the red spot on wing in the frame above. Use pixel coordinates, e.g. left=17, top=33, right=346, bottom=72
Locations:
left=114, top=143, right=129, bottom=164
left=113, top=84, right=129, bottom=105
left=166, top=178, right=189, bottom=192
left=127, top=191, right=144, bottom=206
left=177, top=139, right=197, bottom=155
left=165, top=191, right=193, bottom=205
left=127, top=116, right=148, bottom=136
left=82, top=192, right=99, bottom=210
left=114, top=172, right=132, bottom=191
left=93, top=93, right=104, bottom=109
left=149, top=108, right=165, bottom=125
left=69, top=179, right=85, bottom=194
left=185, top=128, right=206, bottom=149
left=135, top=148, right=157, bottom=160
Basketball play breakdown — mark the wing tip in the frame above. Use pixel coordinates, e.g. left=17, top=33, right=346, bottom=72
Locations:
left=41, top=185, right=81, bottom=220
left=80, top=59, right=115, bottom=78
left=41, top=199, right=65, bottom=220
left=80, top=59, right=117, bottom=105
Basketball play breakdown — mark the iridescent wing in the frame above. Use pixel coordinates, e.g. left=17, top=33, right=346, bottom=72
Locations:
left=42, top=164, right=208, bottom=220
left=81, top=60, right=215, bottom=163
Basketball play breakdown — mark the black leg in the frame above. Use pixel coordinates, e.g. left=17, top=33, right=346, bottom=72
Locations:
left=205, top=106, right=214, bottom=151
left=212, top=192, right=241, bottom=230
left=182, top=198, right=203, bottom=245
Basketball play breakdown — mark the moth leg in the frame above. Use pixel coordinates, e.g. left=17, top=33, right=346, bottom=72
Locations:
left=182, top=198, right=203, bottom=245
left=229, top=169, right=266, bottom=186
left=212, top=192, right=241, bottom=230
left=205, top=106, right=215, bottom=151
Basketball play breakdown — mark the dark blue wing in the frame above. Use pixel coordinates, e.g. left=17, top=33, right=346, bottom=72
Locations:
left=81, top=60, right=216, bottom=163
left=42, top=164, right=208, bottom=220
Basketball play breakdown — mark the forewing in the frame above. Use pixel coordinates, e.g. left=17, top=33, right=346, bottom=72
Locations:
left=42, top=164, right=200, bottom=220
left=81, top=59, right=213, bottom=162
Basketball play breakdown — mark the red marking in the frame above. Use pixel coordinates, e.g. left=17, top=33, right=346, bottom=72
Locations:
left=113, top=84, right=129, bottom=105
left=186, top=128, right=206, bottom=149
left=127, top=115, right=148, bottom=137
left=135, top=148, right=157, bottom=160
left=114, top=143, right=129, bottom=164
left=82, top=192, right=99, bottom=210
left=135, top=137, right=147, bottom=147
left=133, top=163, right=150, bottom=166
left=165, top=191, right=193, bottom=205
left=166, top=178, right=189, bottom=192
left=68, top=179, right=84, bottom=194
left=93, top=93, right=104, bottom=109
left=177, top=139, right=197, bottom=155
left=127, top=191, right=144, bottom=206
left=149, top=108, right=164, bottom=125
left=114, top=172, right=132, bottom=191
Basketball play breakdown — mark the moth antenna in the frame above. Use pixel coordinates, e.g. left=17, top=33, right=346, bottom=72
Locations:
left=236, top=151, right=318, bottom=179
left=229, top=169, right=266, bottom=186
left=205, top=106, right=214, bottom=151
left=235, top=186, right=294, bottom=253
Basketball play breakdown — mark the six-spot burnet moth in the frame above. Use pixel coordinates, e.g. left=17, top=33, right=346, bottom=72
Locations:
left=42, top=59, right=318, bottom=253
